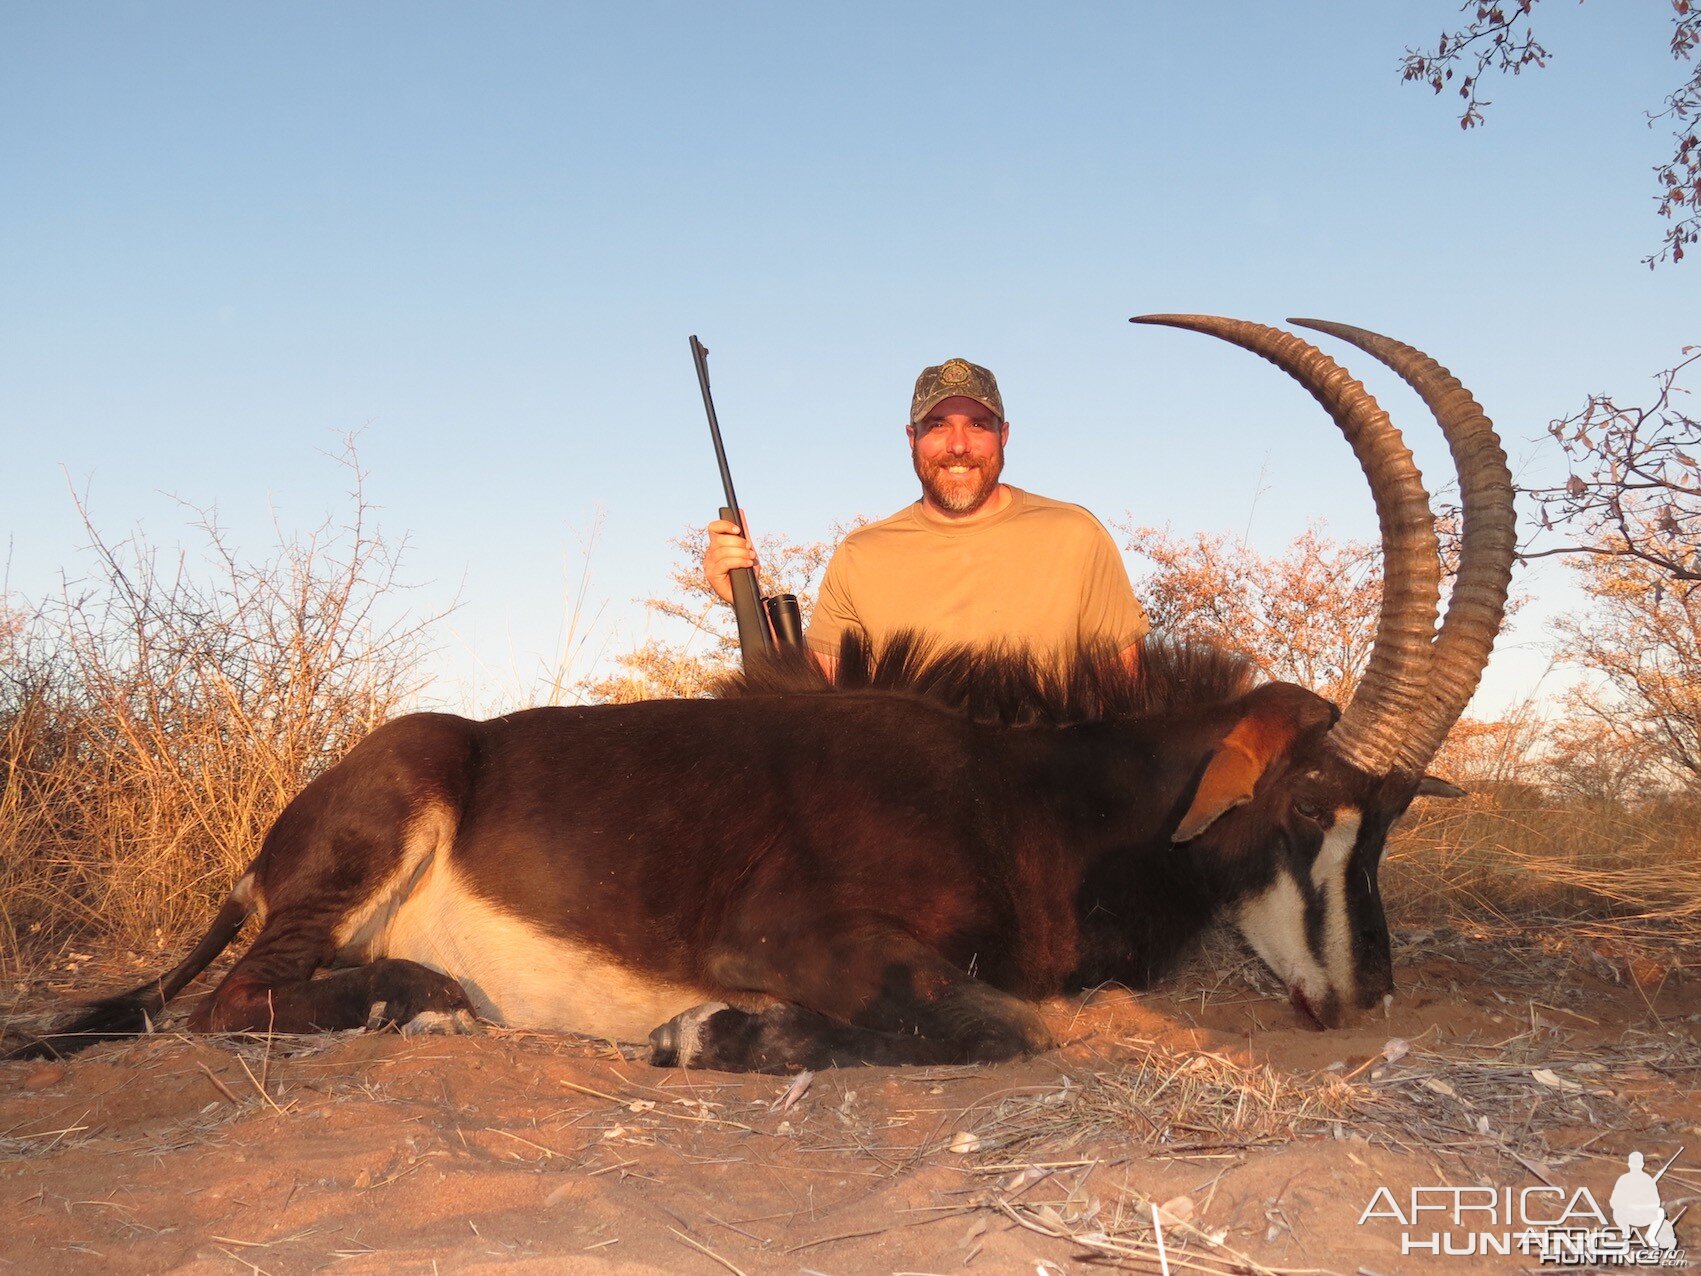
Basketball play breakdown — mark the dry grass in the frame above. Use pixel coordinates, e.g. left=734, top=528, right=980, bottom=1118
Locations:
left=0, top=447, right=434, bottom=972
left=1386, top=787, right=1701, bottom=974
left=910, top=962, right=1698, bottom=1271
left=955, top=1052, right=1350, bottom=1165
left=1349, top=695, right=1701, bottom=976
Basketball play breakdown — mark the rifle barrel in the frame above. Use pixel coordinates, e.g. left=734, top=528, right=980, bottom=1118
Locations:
left=1652, top=1146, right=1684, bottom=1181
left=691, top=336, right=743, bottom=521
left=690, top=335, right=771, bottom=661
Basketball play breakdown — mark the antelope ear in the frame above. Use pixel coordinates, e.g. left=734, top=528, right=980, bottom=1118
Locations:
left=1172, top=738, right=1264, bottom=843
left=1173, top=687, right=1329, bottom=844
left=1416, top=774, right=1465, bottom=799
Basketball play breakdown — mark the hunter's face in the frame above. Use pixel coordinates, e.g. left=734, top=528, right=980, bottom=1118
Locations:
left=908, top=396, right=1008, bottom=516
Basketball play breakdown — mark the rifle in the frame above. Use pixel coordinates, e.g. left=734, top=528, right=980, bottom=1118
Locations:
left=689, top=336, right=804, bottom=667
left=1652, top=1147, right=1684, bottom=1182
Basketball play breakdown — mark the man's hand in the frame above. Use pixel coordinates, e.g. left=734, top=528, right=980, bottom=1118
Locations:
left=702, top=516, right=759, bottom=606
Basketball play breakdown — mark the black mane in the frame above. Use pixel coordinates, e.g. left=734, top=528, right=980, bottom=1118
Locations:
left=716, top=630, right=1259, bottom=725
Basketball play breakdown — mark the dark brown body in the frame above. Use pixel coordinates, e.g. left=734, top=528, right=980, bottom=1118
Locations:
left=22, top=641, right=1347, bottom=1072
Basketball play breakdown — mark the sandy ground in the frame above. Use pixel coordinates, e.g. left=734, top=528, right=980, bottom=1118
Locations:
left=3, top=928, right=1697, bottom=1275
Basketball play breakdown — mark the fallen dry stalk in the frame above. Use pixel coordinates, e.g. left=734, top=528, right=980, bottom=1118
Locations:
left=194, top=1061, right=243, bottom=1107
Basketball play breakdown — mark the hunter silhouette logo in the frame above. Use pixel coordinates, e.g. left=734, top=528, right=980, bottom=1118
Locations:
left=1358, top=1145, right=1687, bottom=1264
left=1611, top=1150, right=1680, bottom=1254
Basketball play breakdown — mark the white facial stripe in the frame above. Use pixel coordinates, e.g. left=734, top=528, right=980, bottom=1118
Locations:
left=1308, top=810, right=1359, bottom=888
left=1238, top=809, right=1365, bottom=1012
left=1311, top=811, right=1362, bottom=1000
left=1236, top=872, right=1331, bottom=1007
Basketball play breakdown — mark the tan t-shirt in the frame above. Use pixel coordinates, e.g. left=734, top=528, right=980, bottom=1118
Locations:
left=806, top=486, right=1149, bottom=661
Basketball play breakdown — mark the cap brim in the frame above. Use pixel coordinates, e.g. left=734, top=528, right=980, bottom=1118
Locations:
left=910, top=391, right=1003, bottom=425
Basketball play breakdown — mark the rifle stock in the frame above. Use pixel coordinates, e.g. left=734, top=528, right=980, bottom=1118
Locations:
left=719, top=503, right=771, bottom=660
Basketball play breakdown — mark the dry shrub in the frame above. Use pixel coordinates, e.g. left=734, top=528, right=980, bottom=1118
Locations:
left=1120, top=521, right=1380, bottom=706
left=1553, top=553, right=1701, bottom=785
left=582, top=521, right=850, bottom=704
left=0, top=451, right=431, bottom=972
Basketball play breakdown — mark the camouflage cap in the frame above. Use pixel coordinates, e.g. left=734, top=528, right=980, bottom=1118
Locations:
left=910, top=358, right=1004, bottom=425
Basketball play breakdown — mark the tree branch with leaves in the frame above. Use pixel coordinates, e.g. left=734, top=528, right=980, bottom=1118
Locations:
left=1402, top=1, right=1701, bottom=266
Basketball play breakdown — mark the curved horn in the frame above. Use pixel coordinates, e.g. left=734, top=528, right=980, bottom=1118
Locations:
left=1130, top=315, right=1440, bottom=777
left=1290, top=320, right=1516, bottom=774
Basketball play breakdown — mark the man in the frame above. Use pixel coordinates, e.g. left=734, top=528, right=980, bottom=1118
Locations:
left=703, top=358, right=1147, bottom=678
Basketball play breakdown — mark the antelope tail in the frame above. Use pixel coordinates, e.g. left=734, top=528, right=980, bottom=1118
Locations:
left=6, top=878, right=257, bottom=1060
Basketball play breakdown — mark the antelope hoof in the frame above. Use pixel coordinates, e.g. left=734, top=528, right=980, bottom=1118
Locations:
left=650, top=1002, right=729, bottom=1068
left=400, top=1008, right=482, bottom=1037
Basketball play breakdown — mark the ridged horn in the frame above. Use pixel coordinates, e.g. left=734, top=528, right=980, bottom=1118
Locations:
left=1130, top=315, right=1440, bottom=777
left=1290, top=320, right=1516, bottom=775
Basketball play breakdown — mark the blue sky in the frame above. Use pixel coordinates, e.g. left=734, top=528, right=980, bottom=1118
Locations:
left=1, top=3, right=1690, bottom=712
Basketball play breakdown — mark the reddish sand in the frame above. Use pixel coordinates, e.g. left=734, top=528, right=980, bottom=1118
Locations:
left=4, top=933, right=1697, bottom=1274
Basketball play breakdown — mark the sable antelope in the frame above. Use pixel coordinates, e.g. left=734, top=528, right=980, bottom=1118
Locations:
left=13, top=317, right=1515, bottom=1074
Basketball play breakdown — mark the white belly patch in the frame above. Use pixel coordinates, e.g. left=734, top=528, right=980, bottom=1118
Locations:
left=360, top=858, right=710, bottom=1043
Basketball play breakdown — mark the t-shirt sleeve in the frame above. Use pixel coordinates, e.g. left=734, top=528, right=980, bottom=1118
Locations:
left=1079, top=520, right=1149, bottom=648
left=805, top=542, right=860, bottom=659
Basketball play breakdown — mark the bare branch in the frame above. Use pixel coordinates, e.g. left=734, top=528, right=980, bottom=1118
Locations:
left=1522, top=347, right=1701, bottom=578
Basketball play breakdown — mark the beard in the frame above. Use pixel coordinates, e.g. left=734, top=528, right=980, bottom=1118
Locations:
left=913, top=448, right=1005, bottom=515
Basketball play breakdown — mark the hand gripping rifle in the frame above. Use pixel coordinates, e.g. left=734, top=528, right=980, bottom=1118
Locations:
left=689, top=336, right=804, bottom=668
